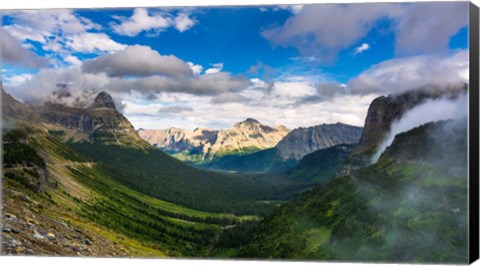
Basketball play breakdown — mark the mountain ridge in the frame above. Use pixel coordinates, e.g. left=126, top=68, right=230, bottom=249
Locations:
left=138, top=119, right=290, bottom=160
left=34, top=91, right=146, bottom=146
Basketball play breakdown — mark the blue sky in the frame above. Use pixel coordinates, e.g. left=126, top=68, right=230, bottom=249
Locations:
left=1, top=3, right=470, bottom=130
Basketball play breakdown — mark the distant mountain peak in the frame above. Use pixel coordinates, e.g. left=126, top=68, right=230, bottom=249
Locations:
left=90, top=91, right=116, bottom=109
left=244, top=118, right=260, bottom=123
left=234, top=118, right=261, bottom=127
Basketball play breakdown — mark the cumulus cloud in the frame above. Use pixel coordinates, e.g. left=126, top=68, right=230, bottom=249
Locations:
left=111, top=8, right=170, bottom=36
left=262, top=3, right=399, bottom=61
left=1, top=29, right=49, bottom=68
left=353, top=43, right=370, bottom=55
left=82, top=45, right=192, bottom=78
left=3, top=9, right=126, bottom=66
left=111, top=8, right=197, bottom=36
left=348, top=50, right=468, bottom=94
left=105, top=72, right=250, bottom=96
left=394, top=2, right=468, bottom=55
left=5, top=59, right=250, bottom=110
left=262, top=2, right=468, bottom=61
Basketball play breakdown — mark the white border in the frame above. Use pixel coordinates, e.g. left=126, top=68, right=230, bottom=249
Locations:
left=0, top=1, right=478, bottom=266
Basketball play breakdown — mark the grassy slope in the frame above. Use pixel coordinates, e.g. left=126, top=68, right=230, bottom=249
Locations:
left=223, top=160, right=467, bottom=263
left=67, top=143, right=303, bottom=215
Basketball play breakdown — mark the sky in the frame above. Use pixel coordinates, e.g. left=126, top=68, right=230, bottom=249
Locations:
left=0, top=2, right=470, bottom=131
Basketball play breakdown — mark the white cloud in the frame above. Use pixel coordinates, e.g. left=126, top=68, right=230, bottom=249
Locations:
left=272, top=81, right=317, bottom=98
left=65, top=32, right=127, bottom=54
left=277, top=5, right=304, bottom=14
left=187, top=62, right=203, bottom=75
left=249, top=78, right=268, bottom=88
left=174, top=13, right=196, bottom=32
left=4, top=24, right=50, bottom=44
left=122, top=91, right=377, bottom=131
left=5, top=67, right=110, bottom=107
left=4, top=10, right=100, bottom=35
left=3, top=9, right=126, bottom=67
left=111, top=8, right=170, bottom=37
left=205, top=63, right=224, bottom=74
left=348, top=50, right=468, bottom=94
left=111, top=8, right=197, bottom=37
left=3, top=74, right=33, bottom=87
left=262, top=2, right=468, bottom=61
left=64, top=55, right=82, bottom=66
left=353, top=43, right=370, bottom=55
left=82, top=45, right=192, bottom=78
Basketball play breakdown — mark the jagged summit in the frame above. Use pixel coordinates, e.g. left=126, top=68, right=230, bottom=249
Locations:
left=90, top=91, right=116, bottom=109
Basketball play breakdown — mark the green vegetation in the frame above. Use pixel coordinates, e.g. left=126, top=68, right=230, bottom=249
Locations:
left=67, top=143, right=304, bottom=215
left=68, top=164, right=258, bottom=256
left=287, top=144, right=355, bottom=184
left=3, top=127, right=46, bottom=168
left=204, top=148, right=298, bottom=173
left=217, top=160, right=467, bottom=263
left=3, top=127, right=261, bottom=257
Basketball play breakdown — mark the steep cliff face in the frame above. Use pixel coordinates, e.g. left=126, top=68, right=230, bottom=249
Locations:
left=357, top=84, right=467, bottom=152
left=275, top=123, right=363, bottom=160
left=138, top=118, right=290, bottom=160
left=37, top=92, right=144, bottom=146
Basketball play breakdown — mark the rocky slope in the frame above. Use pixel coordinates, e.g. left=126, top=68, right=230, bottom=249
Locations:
left=275, top=122, right=363, bottom=160
left=36, top=91, right=145, bottom=146
left=138, top=118, right=290, bottom=160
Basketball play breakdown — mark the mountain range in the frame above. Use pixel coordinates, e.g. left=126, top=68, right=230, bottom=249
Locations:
left=138, top=118, right=289, bottom=161
left=204, top=122, right=363, bottom=173
left=1, top=83, right=469, bottom=262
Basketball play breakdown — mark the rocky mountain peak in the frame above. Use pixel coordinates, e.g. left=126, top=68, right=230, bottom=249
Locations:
left=90, top=91, right=116, bottom=109
left=234, top=118, right=261, bottom=127
left=275, top=123, right=363, bottom=160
